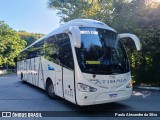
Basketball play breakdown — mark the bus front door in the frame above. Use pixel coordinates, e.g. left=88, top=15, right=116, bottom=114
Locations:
left=55, top=66, right=63, bottom=98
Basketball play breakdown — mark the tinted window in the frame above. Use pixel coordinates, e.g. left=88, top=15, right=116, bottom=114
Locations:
left=75, top=27, right=129, bottom=75
left=17, top=40, right=44, bottom=61
left=60, top=34, right=74, bottom=70
left=44, top=33, right=74, bottom=70
left=24, top=40, right=44, bottom=59
left=45, top=34, right=60, bottom=64
left=31, top=40, right=44, bottom=58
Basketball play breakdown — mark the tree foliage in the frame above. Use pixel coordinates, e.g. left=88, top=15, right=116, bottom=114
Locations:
left=48, top=0, right=160, bottom=85
left=17, top=31, right=44, bottom=46
left=113, top=0, right=160, bottom=85
left=0, top=21, right=26, bottom=67
left=48, top=0, right=116, bottom=22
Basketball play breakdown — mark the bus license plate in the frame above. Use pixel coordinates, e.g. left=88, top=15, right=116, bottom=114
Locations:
left=109, top=93, right=117, bottom=98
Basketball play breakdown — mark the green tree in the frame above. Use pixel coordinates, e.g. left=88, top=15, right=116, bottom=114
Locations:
left=17, top=31, right=44, bottom=46
left=0, top=21, right=26, bottom=67
left=113, top=0, right=160, bottom=85
left=48, top=0, right=115, bottom=23
left=48, top=0, right=160, bottom=85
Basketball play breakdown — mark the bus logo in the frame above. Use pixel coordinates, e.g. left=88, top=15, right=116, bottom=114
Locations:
left=48, top=64, right=55, bottom=71
left=94, top=79, right=127, bottom=85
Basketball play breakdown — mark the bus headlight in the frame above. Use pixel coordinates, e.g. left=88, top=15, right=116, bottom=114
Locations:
left=77, top=83, right=97, bottom=92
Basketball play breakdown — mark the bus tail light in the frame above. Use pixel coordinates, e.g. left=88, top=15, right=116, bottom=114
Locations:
left=77, top=83, right=97, bottom=92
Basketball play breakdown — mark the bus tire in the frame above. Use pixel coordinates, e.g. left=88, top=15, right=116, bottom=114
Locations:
left=46, top=80, right=56, bottom=99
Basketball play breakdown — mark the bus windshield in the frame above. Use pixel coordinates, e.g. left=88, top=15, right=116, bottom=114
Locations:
left=75, top=27, right=130, bottom=75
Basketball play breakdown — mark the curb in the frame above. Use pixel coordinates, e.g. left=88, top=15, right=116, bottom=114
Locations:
left=134, top=86, right=160, bottom=91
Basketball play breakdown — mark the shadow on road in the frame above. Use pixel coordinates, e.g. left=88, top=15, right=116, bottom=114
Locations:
left=61, top=100, right=129, bottom=111
left=48, top=101, right=130, bottom=117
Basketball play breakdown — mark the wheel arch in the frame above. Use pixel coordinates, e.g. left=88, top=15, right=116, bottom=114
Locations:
left=21, top=72, right=23, bottom=80
left=46, top=77, right=53, bottom=89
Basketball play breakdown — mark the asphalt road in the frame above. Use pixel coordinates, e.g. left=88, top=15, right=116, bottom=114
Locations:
left=0, top=74, right=160, bottom=120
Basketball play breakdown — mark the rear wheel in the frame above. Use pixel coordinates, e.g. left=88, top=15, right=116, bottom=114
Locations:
left=46, top=81, right=56, bottom=99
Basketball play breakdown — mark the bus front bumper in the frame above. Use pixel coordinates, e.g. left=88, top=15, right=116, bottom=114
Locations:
left=77, top=90, right=132, bottom=106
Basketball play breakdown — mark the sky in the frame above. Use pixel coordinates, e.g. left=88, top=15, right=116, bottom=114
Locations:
left=0, top=0, right=60, bottom=34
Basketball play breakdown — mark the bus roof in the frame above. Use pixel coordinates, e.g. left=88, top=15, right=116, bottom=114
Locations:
left=20, top=19, right=116, bottom=52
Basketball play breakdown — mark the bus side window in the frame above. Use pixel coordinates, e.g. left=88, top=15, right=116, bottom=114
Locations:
left=44, top=33, right=74, bottom=70
left=21, top=51, right=27, bottom=60
left=28, top=47, right=34, bottom=59
left=17, top=52, right=23, bottom=61
left=44, top=35, right=59, bottom=63
left=31, top=39, right=44, bottom=58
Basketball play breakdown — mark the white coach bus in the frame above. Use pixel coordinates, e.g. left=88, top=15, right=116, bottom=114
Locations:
left=17, top=19, right=140, bottom=106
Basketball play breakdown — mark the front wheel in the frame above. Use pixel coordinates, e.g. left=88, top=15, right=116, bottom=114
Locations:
left=46, top=82, right=56, bottom=99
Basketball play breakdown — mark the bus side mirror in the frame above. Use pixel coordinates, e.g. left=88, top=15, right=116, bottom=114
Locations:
left=118, top=33, right=141, bottom=51
left=69, top=26, right=81, bottom=48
